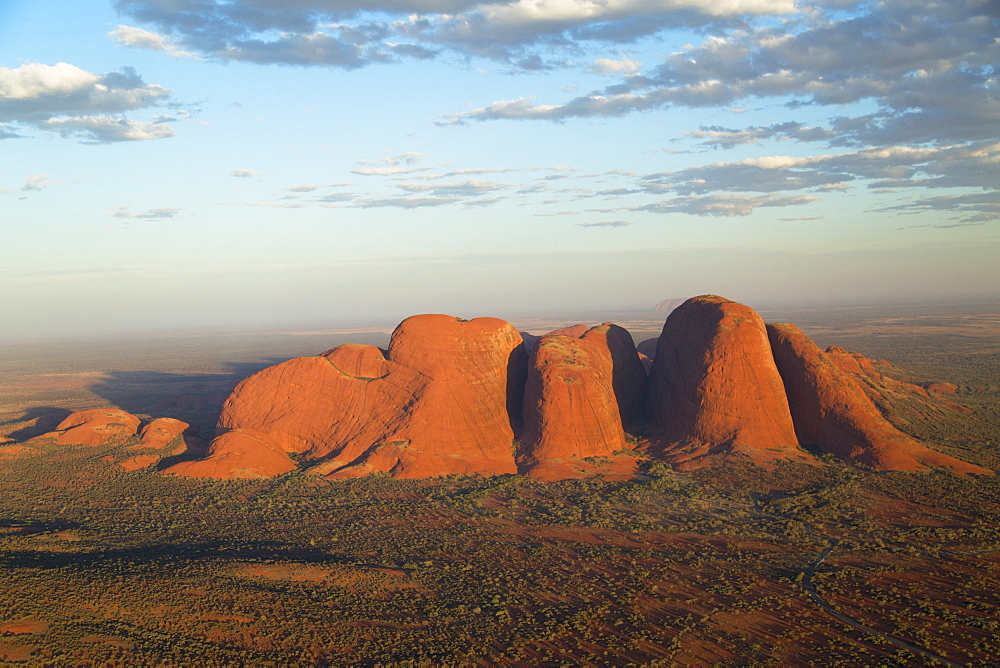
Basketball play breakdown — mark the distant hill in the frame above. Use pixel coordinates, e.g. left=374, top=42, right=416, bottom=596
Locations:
left=653, top=297, right=687, bottom=312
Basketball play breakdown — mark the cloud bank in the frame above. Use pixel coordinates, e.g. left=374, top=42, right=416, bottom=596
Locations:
left=112, top=0, right=794, bottom=69
left=111, top=0, right=997, bottom=221
left=0, top=62, right=177, bottom=143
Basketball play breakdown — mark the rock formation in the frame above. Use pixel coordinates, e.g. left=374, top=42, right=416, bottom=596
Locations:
left=518, top=324, right=645, bottom=480
left=159, top=296, right=986, bottom=480
left=767, top=323, right=990, bottom=475
left=325, top=315, right=526, bottom=479
left=646, top=296, right=813, bottom=469
left=925, top=382, right=959, bottom=395
left=202, top=315, right=526, bottom=480
left=32, top=408, right=141, bottom=447
left=119, top=454, right=161, bottom=472
left=163, top=429, right=297, bottom=479
left=653, top=298, right=688, bottom=313
left=134, top=417, right=203, bottom=456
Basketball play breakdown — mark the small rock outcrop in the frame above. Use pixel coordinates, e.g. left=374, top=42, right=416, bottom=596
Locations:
left=134, top=417, right=203, bottom=456
left=163, top=429, right=297, bottom=479
left=646, top=296, right=812, bottom=469
left=33, top=409, right=141, bottom=447
left=767, top=323, right=990, bottom=475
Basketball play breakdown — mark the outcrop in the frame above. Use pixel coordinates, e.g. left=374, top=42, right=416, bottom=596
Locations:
left=646, top=296, right=813, bottom=469
left=518, top=324, right=645, bottom=480
left=32, top=409, right=141, bottom=447
left=163, top=429, right=297, bottom=479
left=823, top=346, right=973, bottom=419
left=207, top=315, right=525, bottom=480
left=326, top=315, right=526, bottom=479
left=134, top=417, right=203, bottom=456
left=156, top=295, right=988, bottom=480
left=925, top=382, right=959, bottom=395
left=119, top=454, right=161, bottom=472
left=767, top=324, right=990, bottom=475
left=653, top=298, right=687, bottom=313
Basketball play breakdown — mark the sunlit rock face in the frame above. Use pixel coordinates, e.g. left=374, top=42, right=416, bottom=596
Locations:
left=203, top=315, right=526, bottom=480
left=163, top=428, right=297, bottom=479
left=518, top=323, right=646, bottom=481
left=33, top=408, right=141, bottom=447
left=324, top=314, right=526, bottom=479
left=162, top=296, right=988, bottom=481
left=646, top=296, right=813, bottom=470
left=767, top=323, right=992, bottom=475
left=135, top=417, right=202, bottom=456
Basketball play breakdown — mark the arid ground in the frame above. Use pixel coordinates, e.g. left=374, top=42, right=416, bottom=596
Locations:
left=0, top=299, right=997, bottom=665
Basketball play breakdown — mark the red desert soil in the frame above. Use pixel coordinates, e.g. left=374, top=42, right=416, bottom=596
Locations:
left=0, top=620, right=48, bottom=635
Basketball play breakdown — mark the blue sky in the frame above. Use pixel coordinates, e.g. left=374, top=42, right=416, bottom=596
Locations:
left=1, top=0, right=997, bottom=340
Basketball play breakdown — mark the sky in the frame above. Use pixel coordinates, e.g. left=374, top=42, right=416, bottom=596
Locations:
left=1, top=0, right=997, bottom=340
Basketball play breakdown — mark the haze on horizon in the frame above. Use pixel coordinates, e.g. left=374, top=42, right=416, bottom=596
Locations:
left=1, top=0, right=997, bottom=342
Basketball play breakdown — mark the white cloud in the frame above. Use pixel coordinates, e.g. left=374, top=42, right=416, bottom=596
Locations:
left=637, top=193, right=819, bottom=216
left=114, top=0, right=798, bottom=70
left=42, top=115, right=175, bottom=143
left=231, top=169, right=262, bottom=178
left=0, top=62, right=100, bottom=100
left=108, top=206, right=183, bottom=220
left=397, top=179, right=509, bottom=196
left=442, top=0, right=999, bottom=155
left=0, top=62, right=177, bottom=143
left=354, top=195, right=463, bottom=208
left=588, top=58, right=642, bottom=74
left=109, top=24, right=202, bottom=59
left=20, top=173, right=61, bottom=192
left=351, top=166, right=431, bottom=176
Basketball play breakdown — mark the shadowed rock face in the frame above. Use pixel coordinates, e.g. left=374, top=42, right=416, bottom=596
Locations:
left=33, top=409, right=141, bottom=447
left=518, top=324, right=646, bottom=480
left=646, top=296, right=812, bottom=469
left=767, top=323, right=991, bottom=475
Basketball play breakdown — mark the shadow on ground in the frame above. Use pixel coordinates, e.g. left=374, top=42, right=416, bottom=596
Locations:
left=2, top=406, right=73, bottom=440
left=86, top=359, right=289, bottom=437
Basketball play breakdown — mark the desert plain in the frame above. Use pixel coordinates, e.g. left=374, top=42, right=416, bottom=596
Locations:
left=0, top=297, right=997, bottom=665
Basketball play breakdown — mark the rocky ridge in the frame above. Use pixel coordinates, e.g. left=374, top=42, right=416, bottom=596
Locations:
left=21, top=296, right=990, bottom=480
